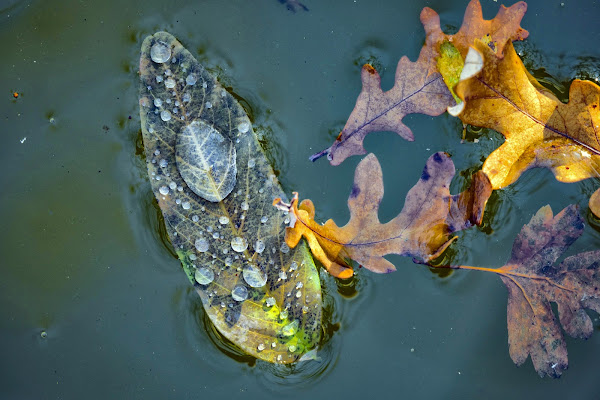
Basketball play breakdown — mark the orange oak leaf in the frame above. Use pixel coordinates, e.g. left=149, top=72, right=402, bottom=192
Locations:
left=274, top=152, right=492, bottom=277
left=591, top=188, right=600, bottom=218
left=439, top=205, right=600, bottom=377
left=310, top=0, right=528, bottom=165
left=452, top=39, right=600, bottom=189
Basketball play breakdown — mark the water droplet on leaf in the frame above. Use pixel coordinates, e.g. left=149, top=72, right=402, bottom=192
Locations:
left=243, top=264, right=267, bottom=288
left=231, top=285, right=248, bottom=302
left=231, top=236, right=248, bottom=252
left=195, top=267, right=214, bottom=285
left=151, top=42, right=171, bottom=63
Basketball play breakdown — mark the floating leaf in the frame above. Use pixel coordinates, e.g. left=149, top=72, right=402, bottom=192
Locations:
left=275, top=152, right=492, bottom=276
left=452, top=40, right=600, bottom=189
left=139, top=32, right=321, bottom=363
left=437, top=205, right=600, bottom=377
left=591, top=188, right=600, bottom=218
left=176, top=120, right=237, bottom=202
left=311, top=0, right=528, bottom=165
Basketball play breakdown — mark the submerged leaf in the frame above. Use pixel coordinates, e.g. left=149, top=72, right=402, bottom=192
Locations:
left=176, top=120, right=237, bottom=202
left=497, top=206, right=599, bottom=377
left=139, top=32, right=321, bottom=363
left=311, top=0, right=528, bottom=165
left=275, top=153, right=491, bottom=276
left=453, top=40, right=600, bottom=189
left=439, top=205, right=600, bottom=377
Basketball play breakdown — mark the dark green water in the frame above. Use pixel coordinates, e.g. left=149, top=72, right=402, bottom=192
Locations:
left=1, top=0, right=599, bottom=398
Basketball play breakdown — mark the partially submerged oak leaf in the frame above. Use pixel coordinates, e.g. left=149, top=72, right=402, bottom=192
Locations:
left=591, top=188, right=600, bottom=218
left=440, top=205, right=600, bottom=378
left=275, top=153, right=492, bottom=277
left=451, top=39, right=600, bottom=189
left=139, top=32, right=321, bottom=364
left=310, top=0, right=528, bottom=165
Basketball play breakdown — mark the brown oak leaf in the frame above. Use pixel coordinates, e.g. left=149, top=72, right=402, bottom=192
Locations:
left=439, top=205, right=600, bottom=377
left=275, top=152, right=491, bottom=277
left=311, top=0, right=528, bottom=165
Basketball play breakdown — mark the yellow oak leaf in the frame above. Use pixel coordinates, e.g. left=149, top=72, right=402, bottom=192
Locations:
left=452, top=39, right=600, bottom=189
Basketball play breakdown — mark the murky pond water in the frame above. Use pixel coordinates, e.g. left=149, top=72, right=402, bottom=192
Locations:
left=1, top=0, right=599, bottom=398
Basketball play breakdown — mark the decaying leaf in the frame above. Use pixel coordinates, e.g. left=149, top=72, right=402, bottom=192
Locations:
left=275, top=152, right=492, bottom=277
left=438, top=205, right=600, bottom=377
left=591, top=188, right=600, bottom=218
left=452, top=40, right=600, bottom=189
left=310, top=0, right=528, bottom=165
left=139, top=32, right=322, bottom=363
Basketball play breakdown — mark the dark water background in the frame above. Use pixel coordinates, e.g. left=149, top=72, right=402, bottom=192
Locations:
left=1, top=0, right=599, bottom=398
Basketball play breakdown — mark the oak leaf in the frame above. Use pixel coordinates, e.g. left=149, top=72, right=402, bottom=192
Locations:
left=591, top=188, right=600, bottom=218
left=311, top=0, right=528, bottom=165
left=275, top=152, right=492, bottom=277
left=452, top=40, right=600, bottom=189
left=139, top=32, right=321, bottom=363
left=442, top=205, right=600, bottom=377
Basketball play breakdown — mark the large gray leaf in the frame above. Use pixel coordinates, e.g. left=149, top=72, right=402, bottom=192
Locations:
left=139, top=32, right=322, bottom=363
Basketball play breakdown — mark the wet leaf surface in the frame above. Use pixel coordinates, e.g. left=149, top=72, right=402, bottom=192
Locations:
left=453, top=40, right=600, bottom=189
left=275, top=152, right=491, bottom=276
left=139, top=32, right=321, bottom=363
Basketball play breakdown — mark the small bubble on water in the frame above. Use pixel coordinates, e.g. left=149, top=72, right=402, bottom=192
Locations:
left=231, top=285, right=248, bottom=302
left=279, top=270, right=287, bottom=280
left=159, top=159, right=167, bottom=168
left=202, top=82, right=207, bottom=89
left=182, top=201, right=191, bottom=210
left=257, top=343, right=265, bottom=352
left=159, top=186, right=169, bottom=195
left=154, top=149, right=160, bottom=156
left=40, top=331, right=47, bottom=339
left=192, top=215, right=199, bottom=222
left=164, top=69, right=172, bottom=76
left=160, top=110, right=171, bottom=121
left=247, top=158, right=256, bottom=168
left=206, top=101, right=212, bottom=109
left=172, top=107, right=178, bottom=114
left=183, top=92, right=191, bottom=102
left=254, top=239, right=265, bottom=254
left=150, top=42, right=171, bottom=63
left=195, top=238, right=209, bottom=252
left=219, top=216, right=229, bottom=225
left=154, top=98, right=162, bottom=107
left=288, top=345, right=297, bottom=352
left=165, top=77, right=176, bottom=89
left=296, top=282, right=303, bottom=289
left=175, top=100, right=180, bottom=106
left=195, top=267, right=214, bottom=285
left=169, top=182, right=177, bottom=190
left=231, top=236, right=248, bottom=252
left=243, top=264, right=267, bottom=288
left=280, top=243, right=290, bottom=254
left=189, top=254, right=197, bottom=261
left=241, top=201, right=249, bottom=211
left=156, top=75, right=163, bottom=83
left=260, top=216, right=268, bottom=224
